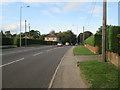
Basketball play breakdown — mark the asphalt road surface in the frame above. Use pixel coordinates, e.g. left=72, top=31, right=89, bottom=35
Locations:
left=2, top=45, right=70, bottom=88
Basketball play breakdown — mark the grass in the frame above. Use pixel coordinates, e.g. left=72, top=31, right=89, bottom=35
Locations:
left=77, top=60, right=120, bottom=88
left=73, top=46, right=95, bottom=55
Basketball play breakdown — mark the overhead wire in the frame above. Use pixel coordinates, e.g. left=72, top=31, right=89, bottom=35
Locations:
left=83, top=0, right=97, bottom=30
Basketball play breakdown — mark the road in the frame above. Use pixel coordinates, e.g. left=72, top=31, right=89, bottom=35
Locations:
left=2, top=45, right=70, bottom=88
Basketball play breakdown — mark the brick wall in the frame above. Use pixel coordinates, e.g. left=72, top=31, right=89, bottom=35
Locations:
left=85, top=44, right=99, bottom=54
left=106, top=52, right=120, bottom=68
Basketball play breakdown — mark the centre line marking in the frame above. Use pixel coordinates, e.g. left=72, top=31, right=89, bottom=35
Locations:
left=33, top=52, right=43, bottom=56
left=0, top=58, right=24, bottom=68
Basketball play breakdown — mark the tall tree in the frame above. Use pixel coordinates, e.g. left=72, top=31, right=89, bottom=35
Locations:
left=49, top=30, right=55, bottom=34
left=29, top=30, right=41, bottom=38
left=78, top=31, right=93, bottom=44
left=5, top=31, right=12, bottom=38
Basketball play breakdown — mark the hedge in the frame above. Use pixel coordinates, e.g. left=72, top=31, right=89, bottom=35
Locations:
left=2, top=37, right=14, bottom=45
left=84, top=35, right=95, bottom=47
left=2, top=37, right=58, bottom=46
left=107, top=26, right=120, bottom=54
left=84, top=26, right=120, bottom=54
left=84, top=34, right=102, bottom=54
left=14, top=37, right=57, bottom=47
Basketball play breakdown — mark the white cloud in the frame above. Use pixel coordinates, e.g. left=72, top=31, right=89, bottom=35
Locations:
left=63, top=2, right=83, bottom=12
left=42, top=2, right=84, bottom=17
left=42, top=10, right=55, bottom=18
left=51, top=7, right=62, bottom=13
left=0, top=21, right=29, bottom=34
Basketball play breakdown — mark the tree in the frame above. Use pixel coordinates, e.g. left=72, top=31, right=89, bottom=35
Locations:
left=0, top=30, right=6, bottom=38
left=49, top=30, right=55, bottom=34
left=29, top=30, right=41, bottom=38
left=57, top=30, right=76, bottom=45
left=5, top=31, right=12, bottom=38
left=78, top=31, right=93, bottom=44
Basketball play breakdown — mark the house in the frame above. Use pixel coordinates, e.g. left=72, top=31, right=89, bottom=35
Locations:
left=44, top=34, right=58, bottom=42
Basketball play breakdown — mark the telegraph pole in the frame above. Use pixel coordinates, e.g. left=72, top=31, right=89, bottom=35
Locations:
left=25, top=20, right=27, bottom=47
left=29, top=23, right=30, bottom=36
left=102, top=0, right=107, bottom=62
left=83, top=26, right=84, bottom=45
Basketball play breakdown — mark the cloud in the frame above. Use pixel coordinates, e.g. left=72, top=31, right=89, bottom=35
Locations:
left=42, top=10, right=55, bottom=18
left=51, top=7, right=62, bottom=13
left=63, top=2, right=83, bottom=12
left=42, top=2, right=84, bottom=17
left=0, top=21, right=29, bottom=34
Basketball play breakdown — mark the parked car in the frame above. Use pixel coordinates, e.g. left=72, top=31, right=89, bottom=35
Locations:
left=57, top=42, right=63, bottom=47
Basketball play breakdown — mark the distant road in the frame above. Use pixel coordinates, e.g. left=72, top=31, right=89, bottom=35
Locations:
left=2, top=46, right=70, bottom=88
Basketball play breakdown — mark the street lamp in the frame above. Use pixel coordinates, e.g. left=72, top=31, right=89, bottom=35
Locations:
left=20, top=6, right=30, bottom=47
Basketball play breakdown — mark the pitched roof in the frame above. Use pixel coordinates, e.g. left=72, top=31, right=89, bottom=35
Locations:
left=46, top=34, right=57, bottom=37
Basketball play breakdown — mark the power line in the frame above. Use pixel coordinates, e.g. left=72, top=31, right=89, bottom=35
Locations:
left=84, top=0, right=96, bottom=29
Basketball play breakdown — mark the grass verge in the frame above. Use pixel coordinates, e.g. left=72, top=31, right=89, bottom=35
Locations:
left=77, top=60, right=120, bottom=88
left=73, top=46, right=95, bottom=55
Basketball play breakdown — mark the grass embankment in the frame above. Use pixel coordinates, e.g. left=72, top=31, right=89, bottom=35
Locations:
left=73, top=46, right=95, bottom=55
left=77, top=60, right=120, bottom=88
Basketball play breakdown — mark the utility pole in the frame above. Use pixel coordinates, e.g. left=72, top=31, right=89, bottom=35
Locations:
left=76, top=25, right=78, bottom=45
left=20, top=6, right=22, bottom=47
left=102, top=0, right=107, bottom=62
left=29, top=23, right=30, bottom=36
left=25, top=20, right=27, bottom=47
left=83, top=26, right=84, bottom=45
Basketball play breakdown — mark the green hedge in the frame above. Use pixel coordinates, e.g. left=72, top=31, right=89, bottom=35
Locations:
left=84, top=26, right=120, bottom=54
left=107, top=26, right=120, bottom=54
left=84, top=34, right=102, bottom=54
left=2, top=37, right=58, bottom=46
left=94, top=34, right=102, bottom=54
left=84, top=35, right=95, bottom=47
left=14, top=37, right=57, bottom=47
left=2, top=37, right=14, bottom=45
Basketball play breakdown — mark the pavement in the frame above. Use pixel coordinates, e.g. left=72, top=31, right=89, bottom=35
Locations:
left=2, top=46, right=70, bottom=88
left=52, top=47, right=88, bottom=88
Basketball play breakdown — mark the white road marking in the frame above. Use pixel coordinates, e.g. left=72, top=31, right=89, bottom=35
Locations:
left=33, top=52, right=43, bottom=56
left=0, top=58, right=24, bottom=68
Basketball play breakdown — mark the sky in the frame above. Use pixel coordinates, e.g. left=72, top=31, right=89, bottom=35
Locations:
left=0, top=0, right=119, bottom=35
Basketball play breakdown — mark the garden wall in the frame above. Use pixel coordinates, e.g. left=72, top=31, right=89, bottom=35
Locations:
left=106, top=51, right=120, bottom=68
left=84, top=44, right=99, bottom=54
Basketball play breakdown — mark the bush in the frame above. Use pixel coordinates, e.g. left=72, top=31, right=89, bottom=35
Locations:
left=84, top=34, right=102, bottom=54
left=107, top=26, right=120, bottom=54
left=13, top=37, right=58, bottom=47
left=2, top=37, right=14, bottom=45
left=84, top=26, right=120, bottom=54
left=84, top=35, right=95, bottom=46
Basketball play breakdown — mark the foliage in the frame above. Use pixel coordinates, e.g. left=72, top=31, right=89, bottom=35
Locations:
left=57, top=30, right=76, bottom=45
left=77, top=60, right=120, bottom=88
left=85, top=26, right=120, bottom=54
left=78, top=31, right=93, bottom=44
left=49, top=30, right=55, bottom=34
left=73, top=46, right=95, bottom=55
left=29, top=30, right=41, bottom=38
left=84, top=35, right=95, bottom=46
left=106, top=26, right=120, bottom=54
left=2, top=37, right=14, bottom=45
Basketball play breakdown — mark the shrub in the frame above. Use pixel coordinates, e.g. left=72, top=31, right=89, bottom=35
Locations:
left=84, top=35, right=95, bottom=46
left=2, top=37, right=14, bottom=45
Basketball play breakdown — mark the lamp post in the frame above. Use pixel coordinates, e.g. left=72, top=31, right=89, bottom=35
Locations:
left=20, top=6, right=30, bottom=47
